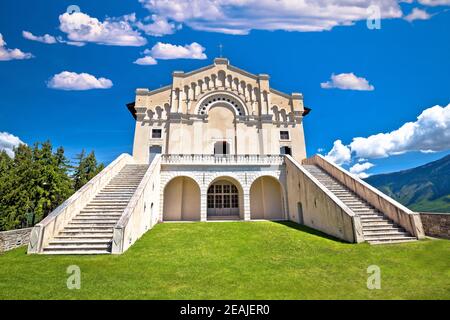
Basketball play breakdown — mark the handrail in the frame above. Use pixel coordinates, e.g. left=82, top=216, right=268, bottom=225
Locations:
left=303, top=154, right=425, bottom=239
left=285, top=155, right=364, bottom=243
left=28, top=153, right=135, bottom=253
left=161, top=154, right=285, bottom=165
left=111, top=155, right=162, bottom=254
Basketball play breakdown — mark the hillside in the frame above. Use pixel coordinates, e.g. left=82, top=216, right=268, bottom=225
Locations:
left=364, top=154, right=450, bottom=213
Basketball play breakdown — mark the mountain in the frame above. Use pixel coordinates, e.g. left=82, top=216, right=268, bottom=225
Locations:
left=364, top=154, right=450, bottom=213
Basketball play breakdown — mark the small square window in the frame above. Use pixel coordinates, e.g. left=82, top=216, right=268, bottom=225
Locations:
left=280, top=131, right=289, bottom=140
left=152, top=129, right=162, bottom=139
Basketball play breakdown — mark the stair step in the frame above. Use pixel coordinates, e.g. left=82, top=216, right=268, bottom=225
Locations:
left=44, top=244, right=110, bottom=250
left=68, top=222, right=117, bottom=226
left=368, top=238, right=417, bottom=245
left=364, top=230, right=409, bottom=236
left=59, top=231, right=113, bottom=236
left=64, top=225, right=113, bottom=230
left=49, top=239, right=111, bottom=245
left=70, top=219, right=118, bottom=223
left=42, top=250, right=110, bottom=255
left=54, top=235, right=112, bottom=240
left=364, top=234, right=416, bottom=241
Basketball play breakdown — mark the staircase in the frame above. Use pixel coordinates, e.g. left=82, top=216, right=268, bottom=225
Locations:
left=43, top=164, right=149, bottom=254
left=303, top=165, right=417, bottom=244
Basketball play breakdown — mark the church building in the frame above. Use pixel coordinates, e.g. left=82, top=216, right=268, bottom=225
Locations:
left=28, top=58, right=425, bottom=255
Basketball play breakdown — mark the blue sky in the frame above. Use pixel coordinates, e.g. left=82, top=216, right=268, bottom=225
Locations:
left=0, top=0, right=449, bottom=177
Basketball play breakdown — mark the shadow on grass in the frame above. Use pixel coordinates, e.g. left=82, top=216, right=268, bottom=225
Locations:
left=273, top=220, right=348, bottom=243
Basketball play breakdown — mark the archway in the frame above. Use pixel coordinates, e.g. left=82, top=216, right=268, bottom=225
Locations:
left=163, top=176, right=201, bottom=221
left=250, top=176, right=284, bottom=220
left=207, top=178, right=242, bottom=219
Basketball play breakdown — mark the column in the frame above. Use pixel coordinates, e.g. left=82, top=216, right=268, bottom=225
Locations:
left=200, top=187, right=208, bottom=222
left=243, top=189, right=251, bottom=221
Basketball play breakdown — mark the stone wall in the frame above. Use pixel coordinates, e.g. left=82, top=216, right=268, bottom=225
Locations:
left=420, top=212, right=450, bottom=239
left=0, top=228, right=32, bottom=252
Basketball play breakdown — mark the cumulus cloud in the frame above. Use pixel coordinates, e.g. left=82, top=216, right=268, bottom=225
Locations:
left=22, top=31, right=57, bottom=44
left=325, top=140, right=351, bottom=165
left=325, top=104, right=450, bottom=168
left=134, top=56, right=158, bottom=65
left=0, top=33, right=33, bottom=61
left=47, top=71, right=113, bottom=90
left=404, top=8, right=432, bottom=22
left=59, top=11, right=147, bottom=46
left=349, top=104, right=450, bottom=158
left=138, top=0, right=403, bottom=34
left=349, top=162, right=375, bottom=179
left=136, top=15, right=180, bottom=36
left=321, top=73, right=375, bottom=91
left=147, top=42, right=207, bottom=60
left=0, top=132, right=24, bottom=157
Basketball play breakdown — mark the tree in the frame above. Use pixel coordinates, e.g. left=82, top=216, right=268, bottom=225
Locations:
left=73, top=150, right=104, bottom=191
left=0, top=141, right=103, bottom=231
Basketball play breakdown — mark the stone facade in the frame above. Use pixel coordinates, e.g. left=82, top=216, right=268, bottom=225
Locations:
left=0, top=228, right=32, bottom=252
left=129, top=57, right=309, bottom=165
left=420, top=212, right=450, bottom=239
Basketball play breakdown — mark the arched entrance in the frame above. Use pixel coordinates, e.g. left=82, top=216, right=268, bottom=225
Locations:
left=207, top=179, right=240, bottom=219
left=250, top=176, right=284, bottom=220
left=163, top=176, right=200, bottom=221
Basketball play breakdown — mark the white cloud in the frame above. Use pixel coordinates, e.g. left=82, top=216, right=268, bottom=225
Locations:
left=138, top=0, right=403, bottom=34
left=0, top=33, right=33, bottom=61
left=325, top=140, right=351, bottom=165
left=0, top=132, right=24, bottom=157
left=404, top=8, right=432, bottom=22
left=134, top=56, right=158, bottom=65
left=418, top=0, right=450, bottom=6
left=147, top=42, right=207, bottom=60
left=59, top=11, right=147, bottom=46
left=349, top=104, right=450, bottom=158
left=136, top=15, right=180, bottom=36
left=22, top=31, right=57, bottom=44
left=349, top=162, right=375, bottom=179
left=321, top=73, right=375, bottom=91
left=47, top=71, right=113, bottom=91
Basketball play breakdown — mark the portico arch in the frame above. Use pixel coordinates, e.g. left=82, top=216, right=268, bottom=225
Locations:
left=250, top=176, right=284, bottom=220
left=206, top=176, right=244, bottom=220
left=163, top=176, right=201, bottom=221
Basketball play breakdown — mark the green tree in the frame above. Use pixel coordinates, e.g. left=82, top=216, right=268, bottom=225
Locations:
left=73, top=150, right=104, bottom=190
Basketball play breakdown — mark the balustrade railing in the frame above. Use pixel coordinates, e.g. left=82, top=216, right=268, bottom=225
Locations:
left=161, top=154, right=285, bottom=165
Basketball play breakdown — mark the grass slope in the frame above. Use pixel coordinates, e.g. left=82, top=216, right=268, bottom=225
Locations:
left=0, top=222, right=449, bottom=300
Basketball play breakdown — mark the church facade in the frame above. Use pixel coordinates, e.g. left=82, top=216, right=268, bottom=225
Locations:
left=127, top=58, right=310, bottom=222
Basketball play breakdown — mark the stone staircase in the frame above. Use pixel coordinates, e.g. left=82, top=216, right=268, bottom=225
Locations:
left=43, top=164, right=149, bottom=254
left=303, top=165, right=417, bottom=244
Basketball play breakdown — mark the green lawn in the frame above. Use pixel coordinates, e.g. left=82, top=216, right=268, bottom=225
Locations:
left=0, top=221, right=449, bottom=299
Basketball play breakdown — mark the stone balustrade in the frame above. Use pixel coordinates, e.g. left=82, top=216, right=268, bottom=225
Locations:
left=161, top=154, right=285, bottom=165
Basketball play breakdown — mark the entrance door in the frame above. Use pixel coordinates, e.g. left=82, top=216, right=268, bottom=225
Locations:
left=207, top=181, right=239, bottom=217
left=149, top=145, right=162, bottom=163
left=214, top=141, right=229, bottom=155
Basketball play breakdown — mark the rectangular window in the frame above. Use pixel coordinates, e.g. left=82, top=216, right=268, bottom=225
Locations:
left=207, top=195, right=215, bottom=208
left=280, top=131, right=289, bottom=140
left=231, top=195, right=239, bottom=208
left=224, top=195, right=231, bottom=208
left=152, top=129, right=162, bottom=139
left=223, top=185, right=230, bottom=193
left=215, top=185, right=222, bottom=193
left=215, top=195, right=222, bottom=208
